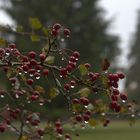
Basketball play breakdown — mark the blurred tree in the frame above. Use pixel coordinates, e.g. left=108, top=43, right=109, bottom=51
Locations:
left=126, top=10, right=140, bottom=101
left=3, top=0, right=119, bottom=72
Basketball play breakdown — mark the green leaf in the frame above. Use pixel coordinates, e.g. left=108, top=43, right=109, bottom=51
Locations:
left=78, top=64, right=88, bottom=76
left=0, top=38, right=6, bottom=46
left=78, top=87, right=91, bottom=97
left=72, top=104, right=83, bottom=112
left=50, top=88, right=59, bottom=99
left=16, top=25, right=24, bottom=32
left=45, top=56, right=55, bottom=64
left=30, top=34, right=41, bottom=42
left=88, top=118, right=98, bottom=127
left=29, top=18, right=42, bottom=29
left=42, top=27, right=49, bottom=36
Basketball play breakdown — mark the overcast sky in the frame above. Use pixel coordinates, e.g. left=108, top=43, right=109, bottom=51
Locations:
left=0, top=0, right=140, bottom=67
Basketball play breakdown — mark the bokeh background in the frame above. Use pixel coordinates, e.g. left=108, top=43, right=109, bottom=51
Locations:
left=0, top=0, right=140, bottom=140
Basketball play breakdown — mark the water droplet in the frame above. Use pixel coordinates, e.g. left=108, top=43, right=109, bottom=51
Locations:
left=16, top=94, right=19, bottom=99
left=39, top=102, right=44, bottom=106
left=60, top=75, right=63, bottom=78
left=40, top=136, right=44, bottom=139
left=84, top=121, right=88, bottom=124
left=18, top=72, right=22, bottom=75
left=122, top=100, right=126, bottom=103
left=70, top=85, right=75, bottom=88
left=37, top=70, right=40, bottom=72
left=61, top=38, right=65, bottom=42
left=66, top=35, right=70, bottom=38
left=101, top=112, right=105, bottom=116
left=131, top=114, right=135, bottom=118
left=27, top=100, right=31, bottom=104
left=84, top=105, right=88, bottom=108
left=61, top=57, right=65, bottom=61
left=12, top=83, right=15, bottom=86
left=24, top=71, right=27, bottom=74
left=26, top=121, right=29, bottom=124
left=66, top=138, right=70, bottom=140
left=29, top=74, right=33, bottom=77
left=6, top=52, right=10, bottom=56
left=36, top=76, right=40, bottom=80
left=58, top=134, right=63, bottom=137
left=0, top=95, right=4, bottom=98
left=81, top=126, right=85, bottom=130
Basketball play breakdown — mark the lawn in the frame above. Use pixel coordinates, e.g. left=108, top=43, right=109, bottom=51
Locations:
left=0, top=120, right=140, bottom=140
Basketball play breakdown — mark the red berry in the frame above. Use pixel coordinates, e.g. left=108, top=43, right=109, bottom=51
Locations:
left=64, top=28, right=71, bottom=37
left=117, top=72, right=125, bottom=79
left=55, top=120, right=61, bottom=128
left=30, top=95, right=39, bottom=101
left=22, top=65, right=29, bottom=72
left=37, top=129, right=44, bottom=136
left=69, top=56, right=77, bottom=63
left=30, top=59, right=37, bottom=66
left=120, top=93, right=127, bottom=101
left=60, top=68, right=67, bottom=78
left=8, top=43, right=16, bottom=49
left=39, top=53, right=46, bottom=61
left=29, top=69, right=36, bottom=75
left=28, top=51, right=36, bottom=59
left=75, top=115, right=82, bottom=122
left=70, top=80, right=76, bottom=87
left=83, top=114, right=90, bottom=122
left=51, top=29, right=59, bottom=36
left=80, top=97, right=89, bottom=106
left=0, top=124, right=5, bottom=133
left=53, top=23, right=61, bottom=30
left=21, top=56, right=29, bottom=62
left=113, top=88, right=119, bottom=95
left=84, top=63, right=91, bottom=69
left=72, top=51, right=80, bottom=59
left=72, top=98, right=80, bottom=104
left=26, top=79, right=34, bottom=85
left=111, top=94, right=118, bottom=101
left=56, top=127, right=63, bottom=134
left=64, top=84, right=70, bottom=91
left=85, top=110, right=92, bottom=116
left=110, top=101, right=117, bottom=110
left=43, top=69, right=49, bottom=76
left=115, top=104, right=121, bottom=112
left=66, top=65, right=73, bottom=72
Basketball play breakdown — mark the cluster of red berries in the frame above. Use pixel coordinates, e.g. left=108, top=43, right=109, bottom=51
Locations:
left=0, top=44, right=20, bottom=60
left=51, top=23, right=71, bottom=38
left=108, top=72, right=127, bottom=112
left=0, top=44, right=50, bottom=88
left=55, top=120, right=71, bottom=139
left=26, top=113, right=40, bottom=126
left=7, top=107, right=21, bottom=119
left=60, top=51, right=80, bottom=78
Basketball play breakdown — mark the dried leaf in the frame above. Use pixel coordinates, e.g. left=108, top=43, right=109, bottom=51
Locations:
left=35, top=85, right=45, bottom=94
left=101, top=58, right=110, bottom=71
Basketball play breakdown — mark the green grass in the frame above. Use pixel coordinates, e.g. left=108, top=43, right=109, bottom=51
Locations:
left=0, top=121, right=140, bottom=140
